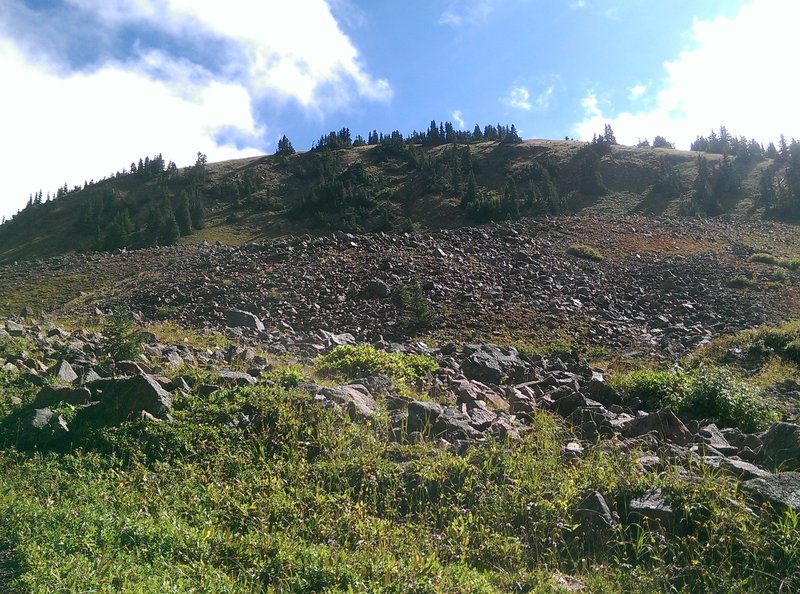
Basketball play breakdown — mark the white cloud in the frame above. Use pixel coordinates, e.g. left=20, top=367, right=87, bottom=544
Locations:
left=570, top=1, right=586, bottom=9
left=0, top=0, right=392, bottom=219
left=503, top=86, right=532, bottom=111
left=439, top=0, right=495, bottom=27
left=629, top=84, right=646, bottom=100
left=575, top=0, right=800, bottom=149
left=503, top=84, right=555, bottom=111
left=452, top=110, right=466, bottom=129
left=0, top=38, right=261, bottom=219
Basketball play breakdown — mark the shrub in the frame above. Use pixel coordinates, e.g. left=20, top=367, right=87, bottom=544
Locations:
left=612, top=366, right=777, bottom=431
left=315, top=344, right=438, bottom=389
left=264, top=365, right=305, bottom=388
left=566, top=244, right=604, bottom=261
left=677, top=367, right=778, bottom=432
left=610, top=369, right=689, bottom=410
left=99, top=309, right=145, bottom=362
left=390, top=284, right=437, bottom=334
left=728, top=275, right=757, bottom=288
left=749, top=253, right=779, bottom=265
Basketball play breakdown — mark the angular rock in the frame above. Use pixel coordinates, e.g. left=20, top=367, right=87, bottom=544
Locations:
left=626, top=488, right=676, bottom=527
left=575, top=491, right=616, bottom=547
left=694, top=423, right=738, bottom=456
left=223, top=309, right=265, bottom=331
left=755, top=423, right=800, bottom=472
left=4, top=320, right=24, bottom=337
left=49, top=360, right=78, bottom=384
left=742, top=472, right=800, bottom=512
left=317, top=384, right=377, bottom=420
left=217, top=370, right=257, bottom=387
left=461, top=344, right=532, bottom=385
left=407, top=401, right=443, bottom=434
left=622, top=409, right=693, bottom=446
left=33, top=385, right=91, bottom=408
left=79, top=375, right=172, bottom=425
left=433, top=407, right=484, bottom=441
left=18, top=407, right=69, bottom=447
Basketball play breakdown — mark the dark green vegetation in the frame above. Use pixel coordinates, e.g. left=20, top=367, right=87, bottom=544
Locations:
left=2, top=122, right=799, bottom=264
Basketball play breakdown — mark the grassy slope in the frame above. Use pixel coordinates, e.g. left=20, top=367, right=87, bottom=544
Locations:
left=0, top=140, right=767, bottom=265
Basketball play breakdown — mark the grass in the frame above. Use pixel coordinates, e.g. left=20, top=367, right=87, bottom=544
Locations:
left=749, top=252, right=800, bottom=271
left=566, top=244, right=605, bottom=262
left=0, top=375, right=797, bottom=592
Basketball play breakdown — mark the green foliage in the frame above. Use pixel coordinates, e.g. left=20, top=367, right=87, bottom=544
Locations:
left=0, top=335, right=35, bottom=360
left=263, top=365, right=305, bottom=388
left=315, top=344, right=438, bottom=389
left=99, top=309, right=145, bottom=362
left=749, top=252, right=779, bottom=265
left=610, top=368, right=690, bottom=410
left=676, top=367, right=778, bottom=433
left=390, top=284, right=437, bottom=334
left=566, top=243, right=604, bottom=261
left=727, top=274, right=757, bottom=288
left=612, top=366, right=778, bottom=432
left=0, top=377, right=796, bottom=592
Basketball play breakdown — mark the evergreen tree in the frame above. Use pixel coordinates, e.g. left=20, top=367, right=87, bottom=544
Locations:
left=174, top=191, right=193, bottom=235
left=190, top=195, right=206, bottom=230
left=160, top=207, right=181, bottom=245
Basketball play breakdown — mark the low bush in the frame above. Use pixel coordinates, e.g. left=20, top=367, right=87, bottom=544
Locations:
left=677, top=367, right=778, bottom=433
left=609, top=368, right=689, bottom=410
left=612, top=366, right=777, bottom=432
left=566, top=244, right=604, bottom=261
left=315, top=344, right=438, bottom=389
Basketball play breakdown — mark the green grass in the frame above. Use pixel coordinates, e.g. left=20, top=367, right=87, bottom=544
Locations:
left=748, top=252, right=800, bottom=271
left=0, top=376, right=797, bottom=592
left=566, top=244, right=605, bottom=261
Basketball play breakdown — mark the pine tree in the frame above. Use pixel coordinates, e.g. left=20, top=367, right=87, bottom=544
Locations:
left=174, top=191, right=193, bottom=235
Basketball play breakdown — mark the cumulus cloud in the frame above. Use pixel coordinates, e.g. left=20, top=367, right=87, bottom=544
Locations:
left=0, top=0, right=391, bottom=218
left=574, top=0, right=800, bottom=148
left=0, top=39, right=262, bottom=219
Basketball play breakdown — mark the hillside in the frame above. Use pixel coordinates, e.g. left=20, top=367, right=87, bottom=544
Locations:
left=0, top=134, right=789, bottom=265
left=2, top=130, right=800, bottom=592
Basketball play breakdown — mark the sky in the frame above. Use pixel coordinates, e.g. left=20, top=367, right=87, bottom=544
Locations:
left=1, top=0, right=798, bottom=220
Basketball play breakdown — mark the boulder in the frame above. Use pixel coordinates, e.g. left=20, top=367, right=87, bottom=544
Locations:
left=33, top=385, right=91, bottom=408
left=79, top=375, right=172, bottom=425
left=316, top=384, right=377, bottom=420
left=433, top=407, right=484, bottom=441
left=461, top=344, right=532, bottom=385
left=574, top=491, right=616, bottom=548
left=622, top=409, right=693, bottom=446
left=626, top=488, right=676, bottom=527
left=223, top=309, right=265, bottom=331
left=4, top=320, right=24, bottom=337
left=217, top=370, right=257, bottom=387
left=17, top=407, right=69, bottom=447
left=742, top=472, right=800, bottom=512
left=755, top=423, right=800, bottom=471
left=48, top=360, right=78, bottom=384
left=407, top=401, right=443, bottom=434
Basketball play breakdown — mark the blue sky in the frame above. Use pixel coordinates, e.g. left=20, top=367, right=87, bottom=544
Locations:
left=1, top=0, right=798, bottom=220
